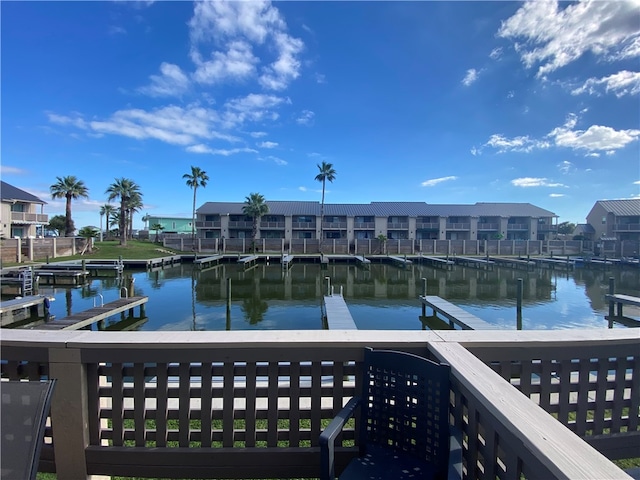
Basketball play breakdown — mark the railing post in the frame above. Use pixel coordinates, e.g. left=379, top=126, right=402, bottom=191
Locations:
left=49, top=347, right=91, bottom=479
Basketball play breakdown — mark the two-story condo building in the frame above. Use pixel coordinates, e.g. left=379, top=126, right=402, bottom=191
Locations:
left=0, top=181, right=49, bottom=239
left=586, top=199, right=640, bottom=243
left=195, top=201, right=558, bottom=242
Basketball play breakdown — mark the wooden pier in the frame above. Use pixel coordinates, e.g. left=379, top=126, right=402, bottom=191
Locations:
left=531, top=257, right=573, bottom=270
left=354, top=255, right=370, bottom=268
left=491, top=256, right=536, bottom=271
left=454, top=256, right=495, bottom=270
left=419, top=255, right=454, bottom=270
left=36, top=296, right=148, bottom=331
left=605, top=294, right=640, bottom=319
left=0, top=295, right=50, bottom=327
left=281, top=254, right=294, bottom=269
left=194, top=255, right=223, bottom=269
left=37, top=260, right=123, bottom=276
left=419, top=295, right=498, bottom=330
left=323, top=294, right=357, bottom=329
left=238, top=255, right=259, bottom=270
left=36, top=270, right=89, bottom=285
left=388, top=256, right=413, bottom=268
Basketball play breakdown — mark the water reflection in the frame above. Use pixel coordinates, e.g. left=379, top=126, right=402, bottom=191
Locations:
left=32, top=262, right=639, bottom=331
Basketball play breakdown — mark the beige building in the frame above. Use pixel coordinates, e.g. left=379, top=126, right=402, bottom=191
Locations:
left=196, top=201, right=558, bottom=242
left=0, top=181, right=49, bottom=239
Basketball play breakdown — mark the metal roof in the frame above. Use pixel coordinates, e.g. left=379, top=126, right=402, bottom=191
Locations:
left=594, top=199, right=640, bottom=217
left=198, top=200, right=556, bottom=218
left=0, top=181, right=47, bottom=204
left=574, top=223, right=595, bottom=234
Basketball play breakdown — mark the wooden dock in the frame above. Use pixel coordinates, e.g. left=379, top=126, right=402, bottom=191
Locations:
left=491, top=257, right=536, bottom=271
left=323, top=294, right=357, bottom=330
left=194, top=255, right=223, bottom=269
left=0, top=295, right=49, bottom=327
left=605, top=294, right=640, bottom=318
left=419, top=295, right=498, bottom=330
left=281, top=254, right=294, bottom=269
left=238, top=255, right=259, bottom=270
left=36, top=270, right=89, bottom=285
left=454, top=256, right=495, bottom=270
left=419, top=255, right=454, bottom=270
left=354, top=255, right=371, bottom=268
left=37, top=260, right=123, bottom=276
left=388, top=256, right=413, bottom=268
left=532, top=257, right=573, bottom=270
left=36, top=296, right=148, bottom=331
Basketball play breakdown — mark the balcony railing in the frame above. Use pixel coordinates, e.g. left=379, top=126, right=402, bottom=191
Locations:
left=477, top=222, right=499, bottom=230
left=416, top=222, right=439, bottom=230
left=537, top=224, right=558, bottom=231
left=614, top=223, right=640, bottom=231
left=353, top=222, right=375, bottom=229
left=195, top=221, right=221, bottom=228
left=322, top=222, right=347, bottom=229
left=292, top=221, right=316, bottom=229
left=1, top=329, right=635, bottom=479
left=387, top=222, right=408, bottom=229
left=259, top=221, right=285, bottom=229
left=446, top=223, right=470, bottom=230
left=507, top=223, right=528, bottom=230
left=228, top=221, right=253, bottom=228
left=10, top=212, right=49, bottom=224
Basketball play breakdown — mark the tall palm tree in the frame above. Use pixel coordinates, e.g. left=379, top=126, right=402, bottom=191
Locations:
left=183, top=166, right=209, bottom=246
left=242, top=193, right=269, bottom=253
left=314, top=162, right=336, bottom=243
left=105, top=178, right=142, bottom=246
left=99, top=204, right=116, bottom=241
left=50, top=176, right=89, bottom=237
left=126, top=192, right=144, bottom=240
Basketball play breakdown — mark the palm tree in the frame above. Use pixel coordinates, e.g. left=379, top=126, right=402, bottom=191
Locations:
left=50, top=176, right=89, bottom=237
left=151, top=223, right=165, bottom=243
left=242, top=193, right=269, bottom=253
left=78, top=226, right=99, bottom=254
left=105, top=178, right=142, bottom=246
left=126, top=192, right=144, bottom=240
left=314, top=162, right=336, bottom=244
left=99, top=204, right=116, bottom=241
left=183, top=166, right=209, bottom=246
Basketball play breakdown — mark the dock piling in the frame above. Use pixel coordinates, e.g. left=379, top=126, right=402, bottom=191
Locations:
left=517, top=278, right=523, bottom=330
left=608, top=277, right=615, bottom=317
left=226, top=277, right=232, bottom=315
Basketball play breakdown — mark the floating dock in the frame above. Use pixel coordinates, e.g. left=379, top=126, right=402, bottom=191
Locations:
left=418, top=255, right=454, bottom=270
left=491, top=257, right=536, bottom=271
left=388, top=256, right=413, bottom=268
left=354, top=255, right=370, bottom=268
left=454, top=256, right=495, bottom=271
left=531, top=257, right=573, bottom=270
left=36, top=270, right=89, bottom=285
left=281, top=254, right=294, bottom=269
left=194, top=255, right=224, bottom=269
left=419, top=295, right=498, bottom=330
left=36, top=296, right=148, bottom=331
left=0, top=295, right=50, bottom=327
left=238, top=255, right=259, bottom=270
left=323, top=294, right=357, bottom=330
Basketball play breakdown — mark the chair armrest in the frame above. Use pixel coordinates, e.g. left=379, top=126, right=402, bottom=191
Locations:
left=319, top=396, right=361, bottom=480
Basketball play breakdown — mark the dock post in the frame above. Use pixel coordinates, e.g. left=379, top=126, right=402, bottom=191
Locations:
left=608, top=277, right=615, bottom=318
left=226, top=277, right=232, bottom=315
left=325, top=276, right=331, bottom=297
left=517, top=278, right=523, bottom=330
left=421, top=278, right=427, bottom=316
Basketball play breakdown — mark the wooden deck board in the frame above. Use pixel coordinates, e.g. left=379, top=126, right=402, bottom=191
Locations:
left=37, top=296, right=148, bottom=331
left=323, top=295, right=357, bottom=330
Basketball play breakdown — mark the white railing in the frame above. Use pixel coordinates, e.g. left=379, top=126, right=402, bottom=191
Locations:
left=2, top=329, right=636, bottom=479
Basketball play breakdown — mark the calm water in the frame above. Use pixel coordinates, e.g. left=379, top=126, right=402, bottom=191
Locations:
left=34, top=262, right=639, bottom=331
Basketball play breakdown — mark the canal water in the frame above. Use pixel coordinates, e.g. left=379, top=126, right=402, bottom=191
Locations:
left=34, top=262, right=639, bottom=331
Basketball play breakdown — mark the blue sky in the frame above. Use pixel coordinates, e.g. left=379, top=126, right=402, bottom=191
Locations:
left=2, top=1, right=639, bottom=230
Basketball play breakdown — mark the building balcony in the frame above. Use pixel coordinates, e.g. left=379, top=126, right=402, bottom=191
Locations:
left=446, top=223, right=470, bottom=230
left=322, top=222, right=347, bottom=229
left=1, top=329, right=635, bottom=480
left=195, top=221, right=221, bottom=228
left=614, top=223, right=640, bottom=231
left=292, top=221, right=316, bottom=229
left=507, top=223, right=529, bottom=230
left=477, top=223, right=499, bottom=230
left=538, top=224, right=558, bottom=232
left=416, top=222, right=439, bottom=230
left=387, top=222, right=408, bottom=229
left=228, top=221, right=253, bottom=228
left=10, top=212, right=49, bottom=224
left=259, top=221, right=286, bottom=229
left=353, top=222, right=375, bottom=229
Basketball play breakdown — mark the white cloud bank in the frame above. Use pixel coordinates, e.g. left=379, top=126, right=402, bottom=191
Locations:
left=511, top=177, right=566, bottom=188
left=571, top=70, right=640, bottom=98
left=421, top=176, right=458, bottom=187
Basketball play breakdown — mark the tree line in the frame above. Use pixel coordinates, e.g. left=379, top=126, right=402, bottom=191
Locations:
left=48, top=161, right=337, bottom=250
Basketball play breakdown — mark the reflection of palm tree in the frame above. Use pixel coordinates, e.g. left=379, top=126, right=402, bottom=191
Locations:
left=240, top=295, right=269, bottom=325
left=65, top=288, right=73, bottom=316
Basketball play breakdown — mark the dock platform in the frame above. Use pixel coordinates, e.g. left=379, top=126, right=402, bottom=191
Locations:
left=281, top=255, right=294, bottom=269
left=491, top=257, right=536, bottom=271
left=355, top=255, right=371, bottom=268
left=605, top=294, right=640, bottom=318
left=36, top=270, right=89, bottom=285
left=36, top=296, right=148, bottom=331
left=194, top=255, right=223, bottom=269
left=323, top=295, right=357, bottom=330
left=419, top=255, right=454, bottom=270
left=532, top=257, right=573, bottom=270
left=419, top=295, right=498, bottom=330
left=454, top=256, right=495, bottom=270
left=238, top=255, right=259, bottom=270
left=0, top=295, right=49, bottom=327
left=388, top=256, right=413, bottom=268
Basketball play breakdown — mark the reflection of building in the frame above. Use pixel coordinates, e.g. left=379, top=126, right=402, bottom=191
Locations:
left=0, top=181, right=49, bottom=239
left=196, top=201, right=557, bottom=242
left=585, top=199, right=640, bottom=256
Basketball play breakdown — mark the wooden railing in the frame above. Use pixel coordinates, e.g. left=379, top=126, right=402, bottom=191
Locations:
left=3, top=330, right=634, bottom=479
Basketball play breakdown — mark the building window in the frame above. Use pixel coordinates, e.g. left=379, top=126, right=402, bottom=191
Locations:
left=602, top=216, right=606, bottom=224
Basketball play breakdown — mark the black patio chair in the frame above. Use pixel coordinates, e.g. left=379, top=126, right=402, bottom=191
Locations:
left=320, top=348, right=451, bottom=480
left=1, top=380, right=56, bottom=480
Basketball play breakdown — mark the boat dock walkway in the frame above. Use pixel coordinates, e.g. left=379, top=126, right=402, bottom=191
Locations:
left=419, top=295, right=498, bottom=330
left=354, top=255, right=371, bottom=267
left=281, top=255, right=294, bottom=269
left=238, top=255, right=259, bottom=270
left=454, top=256, right=495, bottom=270
left=604, top=294, right=640, bottom=318
left=388, top=256, right=413, bottom=268
left=419, top=255, right=455, bottom=270
left=36, top=270, right=89, bottom=285
left=194, top=255, right=224, bottom=269
left=36, top=296, right=148, bottom=331
left=323, top=294, right=357, bottom=330
left=491, top=257, right=537, bottom=271
left=0, top=295, right=49, bottom=327
left=531, top=257, right=574, bottom=270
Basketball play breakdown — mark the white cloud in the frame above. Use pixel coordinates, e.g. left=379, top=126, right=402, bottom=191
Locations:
left=188, top=1, right=303, bottom=91
left=484, top=134, right=550, bottom=153
left=511, top=177, right=567, bottom=188
left=634, top=180, right=640, bottom=185
left=108, top=25, right=127, bottom=35
left=191, top=41, right=258, bottom=85
left=258, top=141, right=278, bottom=148
left=296, top=110, right=315, bottom=125
left=489, top=47, right=503, bottom=60
left=557, top=160, right=575, bottom=174
left=421, top=176, right=458, bottom=187
left=266, top=155, right=287, bottom=165
left=498, top=0, right=640, bottom=77
left=549, top=193, right=565, bottom=198
left=470, top=147, right=481, bottom=156
left=187, top=145, right=257, bottom=156
left=298, top=186, right=307, bottom=192
left=47, top=112, right=88, bottom=130
left=223, top=93, right=287, bottom=128
left=462, top=68, right=478, bottom=86
left=138, top=62, right=190, bottom=97
left=250, top=131, right=268, bottom=138
left=571, top=70, right=640, bottom=97
left=1, top=165, right=27, bottom=175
